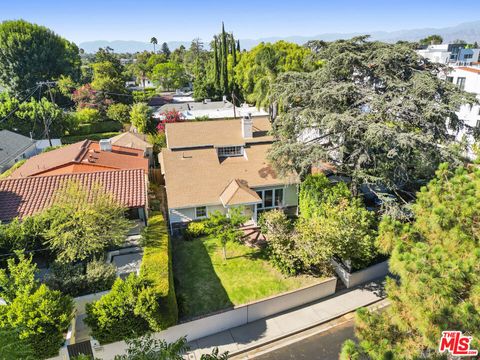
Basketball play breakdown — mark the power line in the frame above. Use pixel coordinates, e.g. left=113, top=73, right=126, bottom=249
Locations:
left=0, top=85, right=41, bottom=124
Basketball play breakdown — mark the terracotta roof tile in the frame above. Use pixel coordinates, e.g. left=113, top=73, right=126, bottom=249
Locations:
left=10, top=140, right=148, bottom=178
left=0, top=169, right=146, bottom=222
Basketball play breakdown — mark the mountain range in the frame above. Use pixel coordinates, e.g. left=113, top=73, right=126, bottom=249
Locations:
left=79, top=20, right=480, bottom=54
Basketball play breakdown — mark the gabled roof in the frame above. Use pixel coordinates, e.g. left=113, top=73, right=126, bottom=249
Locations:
left=10, top=140, right=148, bottom=178
left=0, top=169, right=146, bottom=222
left=0, top=130, right=35, bottom=166
left=165, top=117, right=272, bottom=149
left=220, top=179, right=262, bottom=206
left=110, top=132, right=153, bottom=152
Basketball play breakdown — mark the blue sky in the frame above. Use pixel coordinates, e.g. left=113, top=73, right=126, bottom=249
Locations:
left=1, top=0, right=480, bottom=44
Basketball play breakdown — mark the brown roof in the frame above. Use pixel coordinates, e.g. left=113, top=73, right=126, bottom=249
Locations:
left=0, top=169, right=146, bottom=222
left=10, top=140, right=148, bottom=178
left=457, top=66, right=480, bottom=74
left=110, top=132, right=153, bottom=152
left=160, top=143, right=298, bottom=208
left=165, top=118, right=272, bottom=149
left=220, top=179, right=262, bottom=206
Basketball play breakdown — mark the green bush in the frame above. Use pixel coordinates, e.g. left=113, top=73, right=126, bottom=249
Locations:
left=107, top=103, right=131, bottom=124
left=183, top=221, right=207, bottom=240
left=74, top=108, right=102, bottom=123
left=84, top=274, right=152, bottom=344
left=0, top=159, right=26, bottom=179
left=61, top=131, right=121, bottom=144
left=140, top=213, right=178, bottom=329
left=45, top=260, right=116, bottom=297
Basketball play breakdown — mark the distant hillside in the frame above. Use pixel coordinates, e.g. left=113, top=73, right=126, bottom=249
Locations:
left=79, top=20, right=480, bottom=53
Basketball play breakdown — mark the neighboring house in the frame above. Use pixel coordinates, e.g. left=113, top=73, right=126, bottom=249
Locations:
left=160, top=115, right=299, bottom=233
left=0, top=169, right=148, bottom=223
left=153, top=99, right=269, bottom=120
left=443, top=64, right=480, bottom=156
left=35, top=138, right=62, bottom=154
left=109, top=132, right=154, bottom=166
left=417, top=44, right=480, bottom=65
left=9, top=139, right=148, bottom=178
left=0, top=130, right=37, bottom=173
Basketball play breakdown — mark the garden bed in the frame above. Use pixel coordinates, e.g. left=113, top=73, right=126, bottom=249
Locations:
left=172, top=235, right=320, bottom=319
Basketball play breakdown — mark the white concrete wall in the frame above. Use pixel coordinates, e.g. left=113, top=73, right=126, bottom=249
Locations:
left=332, top=259, right=389, bottom=288
left=90, top=277, right=337, bottom=360
left=169, top=205, right=227, bottom=224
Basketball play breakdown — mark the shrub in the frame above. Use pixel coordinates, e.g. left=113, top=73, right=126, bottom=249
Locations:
left=85, top=274, right=152, bottom=344
left=140, top=213, right=178, bottom=329
left=45, top=260, right=116, bottom=297
left=0, top=159, right=26, bottom=179
left=183, top=221, right=207, bottom=240
left=130, top=102, right=152, bottom=133
left=107, top=103, right=131, bottom=124
left=70, top=120, right=123, bottom=135
left=75, top=107, right=102, bottom=123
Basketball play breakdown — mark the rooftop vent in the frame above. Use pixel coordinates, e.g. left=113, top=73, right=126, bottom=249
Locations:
left=241, top=113, right=253, bottom=139
left=99, top=139, right=112, bottom=152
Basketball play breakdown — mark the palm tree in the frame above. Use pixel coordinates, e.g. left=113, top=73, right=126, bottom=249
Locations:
left=150, top=37, right=158, bottom=53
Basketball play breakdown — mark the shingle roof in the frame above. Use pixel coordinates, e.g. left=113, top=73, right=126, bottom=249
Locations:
left=0, top=130, right=35, bottom=166
left=10, top=140, right=148, bottom=178
left=109, top=132, right=153, bottom=152
left=160, top=143, right=298, bottom=209
left=165, top=117, right=272, bottom=149
left=0, top=169, right=146, bottom=222
left=220, top=179, right=262, bottom=206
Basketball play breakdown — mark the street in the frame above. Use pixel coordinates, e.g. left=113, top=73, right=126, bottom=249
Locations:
left=253, top=319, right=355, bottom=360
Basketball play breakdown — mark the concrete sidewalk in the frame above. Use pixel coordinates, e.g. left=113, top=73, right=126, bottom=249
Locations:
left=185, top=280, right=386, bottom=359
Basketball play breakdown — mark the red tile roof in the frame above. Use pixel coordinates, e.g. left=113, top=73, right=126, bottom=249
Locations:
left=0, top=169, right=146, bottom=222
left=10, top=140, right=148, bottom=178
left=457, top=66, right=480, bottom=74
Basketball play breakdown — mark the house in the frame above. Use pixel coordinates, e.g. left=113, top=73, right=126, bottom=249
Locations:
left=0, top=130, right=37, bottom=173
left=417, top=44, right=480, bottom=65
left=153, top=98, right=269, bottom=120
left=0, top=169, right=148, bottom=223
left=35, top=138, right=62, bottom=154
left=109, top=132, right=154, bottom=166
left=9, top=139, right=148, bottom=178
left=442, top=63, right=480, bottom=156
left=159, top=115, right=299, bottom=233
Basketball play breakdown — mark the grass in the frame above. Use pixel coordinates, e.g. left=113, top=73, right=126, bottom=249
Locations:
left=173, top=235, right=320, bottom=319
left=61, top=131, right=121, bottom=144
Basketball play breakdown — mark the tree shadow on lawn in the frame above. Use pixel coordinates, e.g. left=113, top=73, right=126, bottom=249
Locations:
left=172, top=237, right=233, bottom=320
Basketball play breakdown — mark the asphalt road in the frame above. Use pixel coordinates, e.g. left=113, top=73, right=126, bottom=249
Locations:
left=254, top=319, right=355, bottom=360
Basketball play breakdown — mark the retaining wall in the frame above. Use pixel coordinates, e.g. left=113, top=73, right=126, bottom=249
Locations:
left=332, top=258, right=389, bottom=288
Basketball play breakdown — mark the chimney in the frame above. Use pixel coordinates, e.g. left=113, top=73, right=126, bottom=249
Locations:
left=99, top=139, right=112, bottom=152
left=241, top=113, right=253, bottom=139
left=222, top=95, right=227, bottom=103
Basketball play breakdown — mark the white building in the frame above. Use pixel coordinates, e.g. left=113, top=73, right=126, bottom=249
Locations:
left=417, top=44, right=480, bottom=65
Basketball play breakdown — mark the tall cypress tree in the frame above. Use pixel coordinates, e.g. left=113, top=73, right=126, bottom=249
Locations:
left=221, top=22, right=229, bottom=95
left=236, top=39, right=241, bottom=52
left=213, top=35, right=220, bottom=90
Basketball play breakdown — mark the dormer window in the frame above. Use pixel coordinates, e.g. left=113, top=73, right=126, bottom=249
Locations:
left=217, top=146, right=243, bottom=157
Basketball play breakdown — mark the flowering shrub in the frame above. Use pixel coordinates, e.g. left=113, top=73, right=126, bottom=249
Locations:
left=156, top=109, right=184, bottom=132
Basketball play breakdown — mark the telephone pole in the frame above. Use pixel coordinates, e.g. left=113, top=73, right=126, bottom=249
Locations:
left=36, top=81, right=57, bottom=147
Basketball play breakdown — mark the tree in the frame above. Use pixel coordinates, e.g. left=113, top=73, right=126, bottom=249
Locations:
left=161, top=42, right=171, bottom=58
left=419, top=34, right=443, bottom=45
left=42, top=181, right=131, bottom=262
left=234, top=41, right=312, bottom=106
left=91, top=61, right=127, bottom=99
left=71, top=83, right=111, bottom=111
left=74, top=107, right=102, bottom=123
left=0, top=253, right=73, bottom=359
left=342, top=163, right=480, bottom=359
left=152, top=62, right=188, bottom=91
left=268, top=38, right=476, bottom=213
left=205, top=207, right=247, bottom=260
left=107, top=103, right=131, bottom=123
left=130, top=102, right=152, bottom=133
left=150, top=37, right=158, bottom=53
left=0, top=20, right=80, bottom=95
left=0, top=327, right=35, bottom=360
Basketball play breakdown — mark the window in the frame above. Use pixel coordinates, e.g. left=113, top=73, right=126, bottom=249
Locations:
left=195, top=206, right=207, bottom=218
left=456, top=77, right=466, bottom=90
left=446, top=76, right=454, bottom=83
left=217, top=146, right=243, bottom=157
left=476, top=120, right=480, bottom=128
left=274, top=188, right=284, bottom=206
left=464, top=54, right=473, bottom=59
left=257, top=188, right=284, bottom=209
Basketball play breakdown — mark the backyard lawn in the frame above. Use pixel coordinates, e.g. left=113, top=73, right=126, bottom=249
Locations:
left=172, top=235, right=320, bottom=319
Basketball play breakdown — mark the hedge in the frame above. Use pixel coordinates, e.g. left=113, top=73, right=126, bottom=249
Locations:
left=61, top=131, right=121, bottom=144
left=140, top=212, right=178, bottom=329
left=70, top=120, right=123, bottom=135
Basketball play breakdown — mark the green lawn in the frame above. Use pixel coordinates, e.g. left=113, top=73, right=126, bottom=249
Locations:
left=61, top=131, right=121, bottom=144
left=172, top=235, right=320, bottom=319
